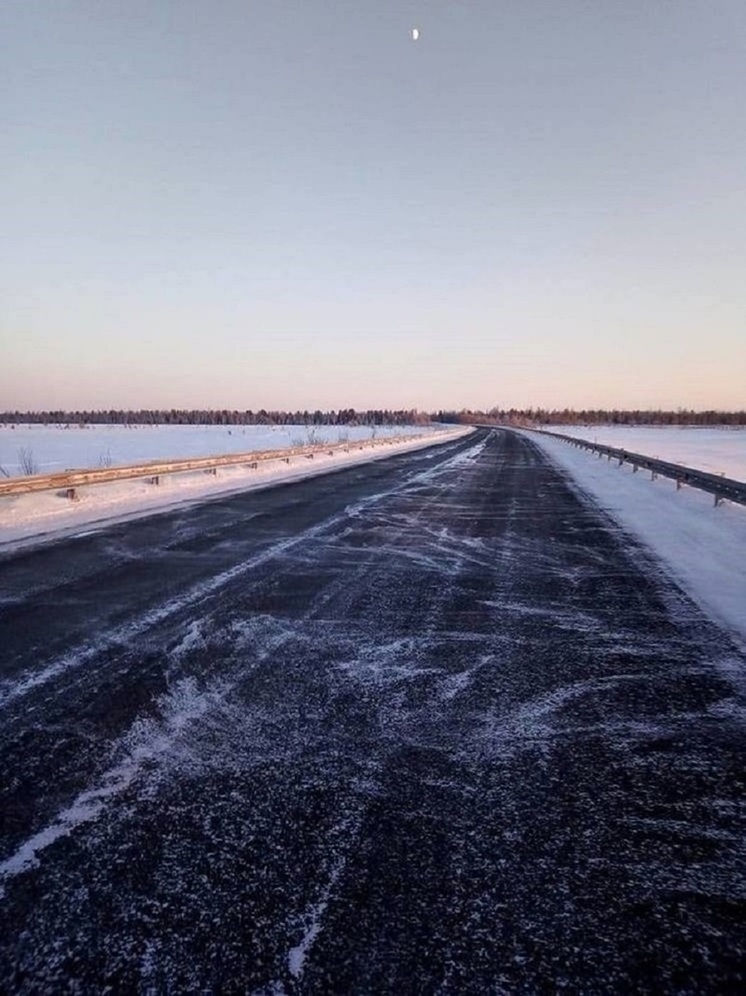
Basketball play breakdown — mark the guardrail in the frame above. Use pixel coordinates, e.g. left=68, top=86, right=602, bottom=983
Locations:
left=0, top=432, right=443, bottom=500
left=530, top=429, right=746, bottom=507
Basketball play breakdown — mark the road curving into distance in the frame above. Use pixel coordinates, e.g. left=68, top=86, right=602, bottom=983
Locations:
left=0, top=428, right=744, bottom=991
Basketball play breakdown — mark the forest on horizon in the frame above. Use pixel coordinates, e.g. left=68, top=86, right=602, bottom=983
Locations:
left=1, top=408, right=745, bottom=427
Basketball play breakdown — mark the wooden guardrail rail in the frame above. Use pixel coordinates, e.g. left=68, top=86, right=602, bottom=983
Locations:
left=0, top=432, right=441, bottom=499
left=530, top=429, right=746, bottom=507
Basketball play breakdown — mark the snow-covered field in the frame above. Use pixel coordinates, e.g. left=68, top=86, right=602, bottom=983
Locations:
left=0, top=423, right=437, bottom=477
left=547, top=425, right=746, bottom=481
left=0, top=426, right=469, bottom=549
left=530, top=431, right=746, bottom=647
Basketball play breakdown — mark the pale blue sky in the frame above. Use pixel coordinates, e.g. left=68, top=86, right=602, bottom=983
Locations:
left=2, top=1, right=745, bottom=411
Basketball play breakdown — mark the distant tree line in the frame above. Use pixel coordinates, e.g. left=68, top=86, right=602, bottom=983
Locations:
left=0, top=408, right=432, bottom=427
left=431, top=408, right=746, bottom=427
left=530, top=408, right=746, bottom=426
left=2, top=408, right=744, bottom=427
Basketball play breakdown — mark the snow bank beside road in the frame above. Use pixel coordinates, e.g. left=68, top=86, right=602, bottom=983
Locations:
left=0, top=428, right=471, bottom=551
left=529, top=431, right=746, bottom=645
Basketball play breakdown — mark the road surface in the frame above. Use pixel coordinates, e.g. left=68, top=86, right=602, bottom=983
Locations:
left=0, top=429, right=744, bottom=992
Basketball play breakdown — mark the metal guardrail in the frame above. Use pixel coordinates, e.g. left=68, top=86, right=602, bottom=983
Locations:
left=0, top=433, right=439, bottom=499
left=531, top=429, right=746, bottom=507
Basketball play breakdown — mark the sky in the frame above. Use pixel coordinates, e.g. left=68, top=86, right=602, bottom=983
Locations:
left=2, top=0, right=745, bottom=412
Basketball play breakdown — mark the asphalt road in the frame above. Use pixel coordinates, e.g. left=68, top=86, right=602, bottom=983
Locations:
left=0, top=429, right=744, bottom=992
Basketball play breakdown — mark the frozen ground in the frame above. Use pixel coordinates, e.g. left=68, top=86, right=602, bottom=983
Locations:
left=548, top=424, right=746, bottom=481
left=0, top=427, right=469, bottom=550
left=529, top=431, right=746, bottom=647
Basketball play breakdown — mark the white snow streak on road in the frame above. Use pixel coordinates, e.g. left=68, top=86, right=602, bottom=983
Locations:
left=285, top=813, right=360, bottom=983
left=0, top=678, right=227, bottom=897
left=0, top=607, right=301, bottom=897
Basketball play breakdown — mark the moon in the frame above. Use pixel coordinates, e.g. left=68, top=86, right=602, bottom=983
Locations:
left=412, top=28, right=419, bottom=41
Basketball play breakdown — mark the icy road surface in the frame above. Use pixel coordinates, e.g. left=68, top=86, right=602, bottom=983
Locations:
left=0, top=429, right=744, bottom=991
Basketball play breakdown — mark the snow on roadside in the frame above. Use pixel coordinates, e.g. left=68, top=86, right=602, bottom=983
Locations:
left=0, top=428, right=471, bottom=551
left=547, top=424, right=746, bottom=481
left=528, top=430, right=746, bottom=647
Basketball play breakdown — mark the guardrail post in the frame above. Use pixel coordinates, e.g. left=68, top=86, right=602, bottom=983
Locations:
left=714, top=493, right=722, bottom=508
left=676, top=478, right=682, bottom=491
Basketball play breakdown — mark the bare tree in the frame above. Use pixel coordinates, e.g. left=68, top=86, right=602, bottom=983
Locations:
left=17, top=447, right=39, bottom=476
